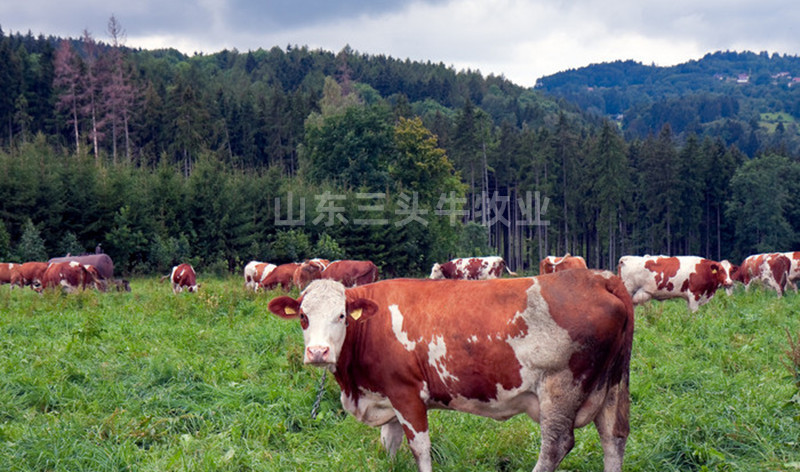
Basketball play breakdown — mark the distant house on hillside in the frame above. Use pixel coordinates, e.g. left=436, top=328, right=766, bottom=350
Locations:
left=737, top=73, right=750, bottom=84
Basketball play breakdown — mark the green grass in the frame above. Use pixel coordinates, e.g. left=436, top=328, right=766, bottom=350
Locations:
left=0, top=278, right=798, bottom=471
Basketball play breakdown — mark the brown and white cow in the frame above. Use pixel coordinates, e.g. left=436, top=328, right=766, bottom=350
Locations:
left=244, top=261, right=277, bottom=291
left=0, top=263, right=22, bottom=288
left=259, top=262, right=302, bottom=291
left=617, top=255, right=732, bottom=312
left=17, top=261, right=50, bottom=290
left=48, top=254, right=114, bottom=279
left=293, top=258, right=330, bottom=290
left=429, top=256, right=516, bottom=280
left=40, top=261, right=106, bottom=293
left=539, top=253, right=588, bottom=274
left=321, top=259, right=379, bottom=287
left=781, top=251, right=800, bottom=292
left=161, top=263, right=198, bottom=293
left=734, top=253, right=791, bottom=296
left=269, top=270, right=633, bottom=472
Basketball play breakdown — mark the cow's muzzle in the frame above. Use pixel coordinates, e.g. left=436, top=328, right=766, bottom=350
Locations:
left=305, top=345, right=331, bottom=365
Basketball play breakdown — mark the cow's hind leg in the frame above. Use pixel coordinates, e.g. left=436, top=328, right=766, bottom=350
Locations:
left=532, top=374, right=582, bottom=472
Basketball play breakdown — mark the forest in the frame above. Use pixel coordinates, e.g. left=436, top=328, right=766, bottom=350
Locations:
left=1, top=21, right=800, bottom=276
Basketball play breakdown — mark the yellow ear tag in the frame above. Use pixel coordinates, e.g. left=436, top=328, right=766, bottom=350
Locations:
left=711, top=269, right=717, bottom=274
left=350, top=308, right=363, bottom=320
left=284, top=307, right=296, bottom=315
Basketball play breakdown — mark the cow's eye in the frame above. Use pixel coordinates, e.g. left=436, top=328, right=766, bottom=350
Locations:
left=300, top=314, right=309, bottom=329
left=339, top=313, right=346, bottom=321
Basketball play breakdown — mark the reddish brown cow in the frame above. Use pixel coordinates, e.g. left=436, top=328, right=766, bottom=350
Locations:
left=782, top=251, right=800, bottom=292
left=617, top=255, right=733, bottom=312
left=269, top=270, right=634, bottom=472
left=429, top=256, right=515, bottom=280
left=539, top=253, right=588, bottom=274
left=0, top=263, right=22, bottom=288
left=48, top=254, right=114, bottom=279
left=321, top=260, right=378, bottom=287
left=293, top=258, right=330, bottom=290
left=244, top=261, right=276, bottom=291
left=259, top=262, right=301, bottom=291
left=17, top=262, right=49, bottom=290
left=161, top=263, right=198, bottom=293
left=734, top=253, right=791, bottom=296
left=40, top=261, right=106, bottom=293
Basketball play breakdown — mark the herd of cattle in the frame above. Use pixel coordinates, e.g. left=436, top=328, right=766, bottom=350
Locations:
left=2, top=250, right=798, bottom=471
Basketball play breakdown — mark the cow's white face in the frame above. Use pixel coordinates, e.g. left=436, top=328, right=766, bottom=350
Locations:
left=429, top=263, right=443, bottom=279
left=268, top=279, right=378, bottom=370
left=300, top=280, right=350, bottom=367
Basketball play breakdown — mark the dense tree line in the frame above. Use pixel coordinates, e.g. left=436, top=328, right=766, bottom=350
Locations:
left=2, top=23, right=799, bottom=276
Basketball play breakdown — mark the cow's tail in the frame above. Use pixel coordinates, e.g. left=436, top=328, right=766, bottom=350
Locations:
left=601, top=271, right=635, bottom=442
left=505, top=266, right=518, bottom=277
left=159, top=275, right=169, bottom=283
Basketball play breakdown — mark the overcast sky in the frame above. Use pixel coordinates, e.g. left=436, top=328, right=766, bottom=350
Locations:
left=2, top=0, right=798, bottom=87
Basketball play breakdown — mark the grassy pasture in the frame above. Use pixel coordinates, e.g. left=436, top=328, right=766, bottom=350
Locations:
left=0, top=277, right=798, bottom=471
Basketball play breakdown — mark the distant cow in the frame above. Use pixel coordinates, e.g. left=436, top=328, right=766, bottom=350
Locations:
left=259, top=262, right=301, bottom=291
left=720, top=260, right=740, bottom=295
left=0, top=263, right=22, bottom=288
left=782, top=251, right=800, bottom=292
left=161, top=263, right=198, bottom=293
left=244, top=261, right=277, bottom=291
left=539, top=253, right=588, bottom=274
left=293, top=258, right=330, bottom=290
left=48, top=253, right=114, bottom=279
left=429, top=256, right=516, bottom=280
left=321, top=260, right=378, bottom=287
left=41, top=261, right=106, bottom=293
left=734, top=253, right=791, bottom=296
left=617, top=255, right=732, bottom=312
left=268, top=270, right=633, bottom=472
left=17, top=262, right=50, bottom=290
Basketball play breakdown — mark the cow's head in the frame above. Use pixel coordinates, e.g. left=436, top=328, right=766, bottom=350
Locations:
left=429, top=263, right=443, bottom=279
left=268, top=279, right=378, bottom=369
left=708, top=261, right=733, bottom=291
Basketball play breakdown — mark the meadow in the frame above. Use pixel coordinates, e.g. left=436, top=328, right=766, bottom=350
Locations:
left=0, top=276, right=798, bottom=472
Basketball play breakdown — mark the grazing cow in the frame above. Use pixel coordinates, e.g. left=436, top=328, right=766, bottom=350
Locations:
left=48, top=254, right=114, bottom=279
left=782, top=251, right=800, bottom=292
left=429, top=256, right=516, bottom=280
left=244, top=261, right=277, bottom=291
left=293, top=258, right=331, bottom=290
left=617, top=255, right=732, bottom=312
left=539, top=253, right=588, bottom=274
left=321, top=260, right=379, bottom=287
left=40, top=261, right=106, bottom=293
left=269, top=270, right=634, bottom=472
left=17, top=262, right=50, bottom=290
left=161, top=263, right=198, bottom=293
left=0, top=263, right=22, bottom=288
left=734, top=253, right=791, bottom=296
left=259, top=262, right=301, bottom=291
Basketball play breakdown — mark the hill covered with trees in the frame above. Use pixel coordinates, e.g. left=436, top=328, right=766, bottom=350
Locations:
left=1, top=22, right=799, bottom=276
left=536, top=51, right=800, bottom=156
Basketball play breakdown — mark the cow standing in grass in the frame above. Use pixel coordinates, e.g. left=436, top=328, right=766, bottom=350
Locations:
left=162, top=263, right=198, bottom=294
left=269, top=269, right=633, bottom=472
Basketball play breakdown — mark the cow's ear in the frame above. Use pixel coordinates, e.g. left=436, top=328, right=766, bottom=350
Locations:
left=709, top=262, right=721, bottom=274
left=346, top=298, right=379, bottom=323
left=269, top=296, right=301, bottom=319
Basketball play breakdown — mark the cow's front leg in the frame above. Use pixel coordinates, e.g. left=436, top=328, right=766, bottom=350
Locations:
left=393, top=401, right=432, bottom=472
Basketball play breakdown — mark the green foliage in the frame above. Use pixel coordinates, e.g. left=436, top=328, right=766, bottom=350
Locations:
left=14, top=218, right=47, bottom=261
left=0, top=219, right=10, bottom=260
left=56, top=231, right=84, bottom=256
left=313, top=233, right=345, bottom=260
left=269, top=229, right=312, bottom=263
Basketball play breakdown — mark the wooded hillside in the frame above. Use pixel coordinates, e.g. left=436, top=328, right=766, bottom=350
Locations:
left=1, top=25, right=798, bottom=276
